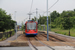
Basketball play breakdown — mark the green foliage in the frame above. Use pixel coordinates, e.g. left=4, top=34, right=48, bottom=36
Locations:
left=32, top=18, right=35, bottom=21
left=70, top=16, right=75, bottom=28
left=62, top=17, right=73, bottom=29
left=51, top=28, right=75, bottom=37
left=37, top=9, right=75, bottom=36
left=38, top=16, right=47, bottom=24
left=54, top=17, right=62, bottom=27
left=21, top=25, right=24, bottom=30
left=38, top=24, right=41, bottom=30
left=0, top=8, right=16, bottom=32
left=32, top=9, right=75, bottom=31
left=51, top=24, right=56, bottom=28
left=50, top=11, right=60, bottom=22
left=21, top=22, right=24, bottom=30
left=32, top=16, right=36, bottom=21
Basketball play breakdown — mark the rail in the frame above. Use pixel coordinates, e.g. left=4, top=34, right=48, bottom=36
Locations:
left=27, top=37, right=38, bottom=50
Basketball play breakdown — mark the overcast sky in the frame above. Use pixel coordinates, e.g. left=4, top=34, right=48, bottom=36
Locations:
left=0, top=0, right=75, bottom=25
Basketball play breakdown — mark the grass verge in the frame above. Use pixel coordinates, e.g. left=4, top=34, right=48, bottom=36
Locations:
left=51, top=28, right=75, bottom=37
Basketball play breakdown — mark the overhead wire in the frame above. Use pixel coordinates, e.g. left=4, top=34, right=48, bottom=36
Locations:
left=42, top=0, right=59, bottom=16
left=28, top=0, right=33, bottom=20
left=29, top=0, right=33, bottom=13
left=48, top=0, right=59, bottom=10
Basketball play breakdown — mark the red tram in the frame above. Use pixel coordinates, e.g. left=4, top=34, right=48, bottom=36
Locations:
left=25, top=20, right=38, bottom=36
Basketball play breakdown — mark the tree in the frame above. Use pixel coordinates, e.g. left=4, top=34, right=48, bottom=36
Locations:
left=70, top=16, right=75, bottom=28
left=32, top=18, right=35, bottom=21
left=50, top=11, right=60, bottom=22
left=74, top=9, right=75, bottom=11
left=38, top=16, right=47, bottom=24
left=54, top=17, right=63, bottom=28
left=62, top=17, right=73, bottom=29
left=0, top=8, right=16, bottom=32
left=62, top=14, right=73, bottom=36
left=21, top=21, right=24, bottom=30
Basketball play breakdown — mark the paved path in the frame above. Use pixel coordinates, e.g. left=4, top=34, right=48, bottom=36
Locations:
left=0, top=31, right=22, bottom=46
left=37, top=46, right=75, bottom=50
left=0, top=47, right=31, bottom=50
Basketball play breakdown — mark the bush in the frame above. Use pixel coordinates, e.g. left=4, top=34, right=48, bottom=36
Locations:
left=51, top=24, right=56, bottom=28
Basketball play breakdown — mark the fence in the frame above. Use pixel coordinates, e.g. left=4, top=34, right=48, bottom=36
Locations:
left=0, top=31, right=15, bottom=40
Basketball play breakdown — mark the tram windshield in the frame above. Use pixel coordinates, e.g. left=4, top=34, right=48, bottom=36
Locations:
left=27, top=22, right=36, bottom=30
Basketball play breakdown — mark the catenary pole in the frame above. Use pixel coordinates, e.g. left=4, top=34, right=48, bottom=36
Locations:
left=50, top=13, right=51, bottom=31
left=15, top=11, right=17, bottom=41
left=28, top=13, right=32, bottom=20
left=36, top=8, right=38, bottom=22
left=47, top=0, right=49, bottom=41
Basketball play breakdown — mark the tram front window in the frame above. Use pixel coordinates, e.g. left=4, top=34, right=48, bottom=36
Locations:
left=27, top=23, right=36, bottom=30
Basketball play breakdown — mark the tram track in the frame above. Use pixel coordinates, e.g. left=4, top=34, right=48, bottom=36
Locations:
left=26, top=33, right=75, bottom=48
left=27, top=37, right=38, bottom=50
left=16, top=31, right=75, bottom=50
left=39, top=32, right=75, bottom=47
left=34, top=36, right=55, bottom=50
left=41, top=34, right=56, bottom=41
left=27, top=36, right=55, bottom=50
left=40, top=32, right=65, bottom=42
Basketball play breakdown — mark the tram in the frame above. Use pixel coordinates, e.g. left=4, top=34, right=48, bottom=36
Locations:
left=25, top=20, right=38, bottom=36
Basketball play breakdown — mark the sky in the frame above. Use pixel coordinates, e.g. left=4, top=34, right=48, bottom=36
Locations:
left=0, top=0, right=75, bottom=25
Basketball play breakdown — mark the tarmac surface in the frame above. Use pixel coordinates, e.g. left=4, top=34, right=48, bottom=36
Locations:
left=36, top=46, right=75, bottom=50
left=0, top=46, right=75, bottom=50
left=0, top=47, right=31, bottom=50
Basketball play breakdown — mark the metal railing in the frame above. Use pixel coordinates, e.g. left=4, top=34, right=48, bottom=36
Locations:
left=0, top=31, right=15, bottom=40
